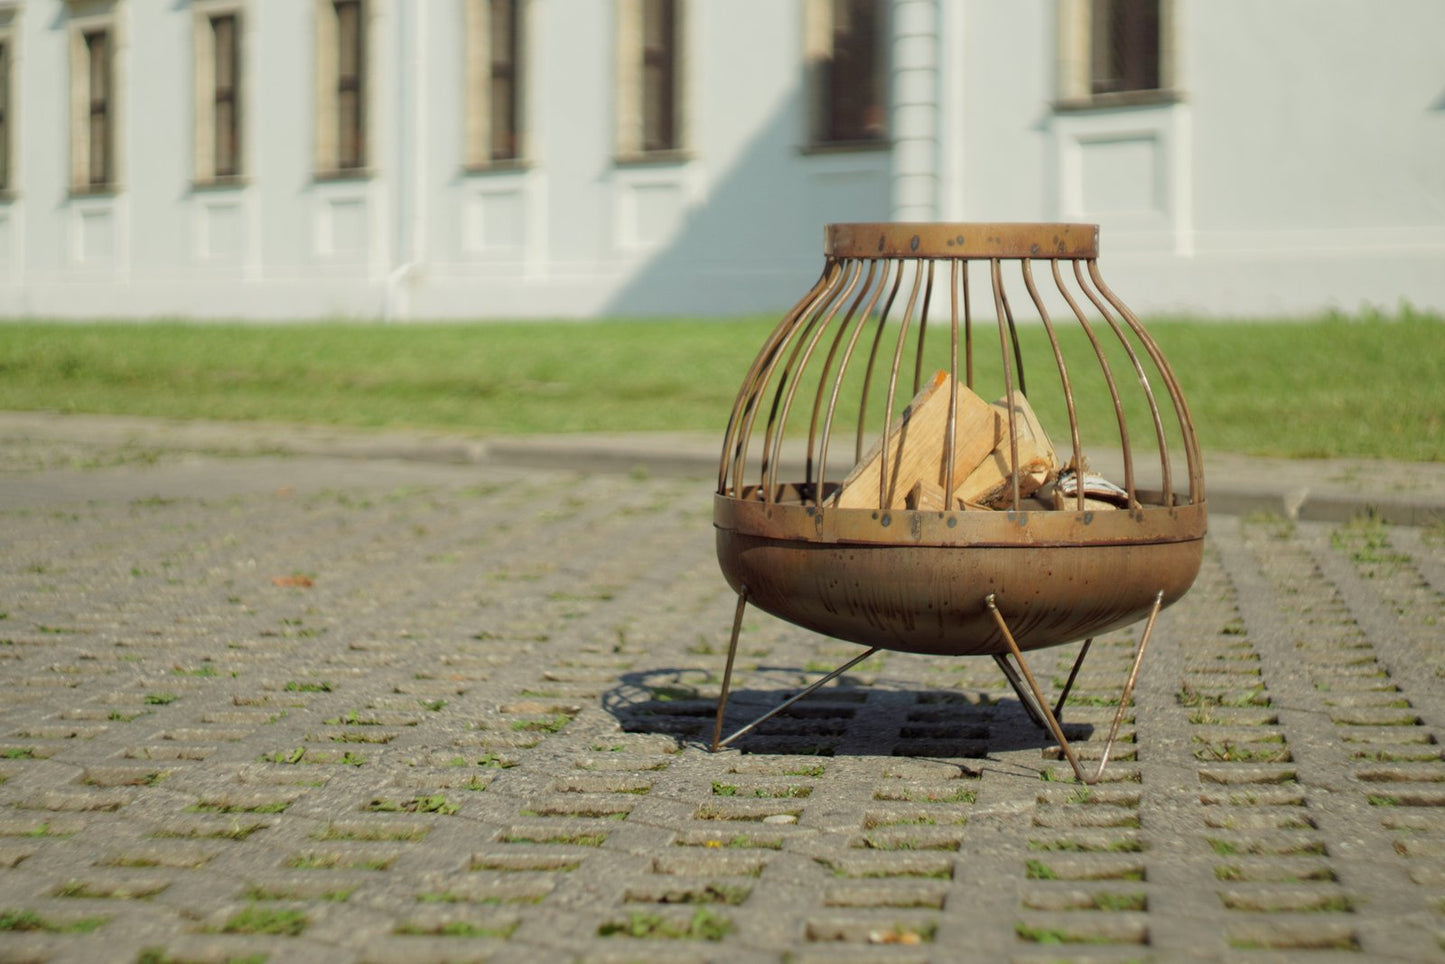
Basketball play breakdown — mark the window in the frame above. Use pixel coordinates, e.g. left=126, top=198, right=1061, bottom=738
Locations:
left=1091, top=0, right=1159, bottom=95
left=615, top=0, right=685, bottom=160
left=212, top=14, right=240, bottom=176
left=335, top=0, right=364, bottom=169
left=1058, top=0, right=1176, bottom=108
left=194, top=5, right=244, bottom=184
left=464, top=0, right=525, bottom=167
left=639, top=0, right=676, bottom=152
left=0, top=4, right=13, bottom=195
left=805, top=0, right=887, bottom=148
left=315, top=0, right=369, bottom=175
left=85, top=31, right=110, bottom=186
left=69, top=7, right=119, bottom=194
left=0, top=37, right=10, bottom=193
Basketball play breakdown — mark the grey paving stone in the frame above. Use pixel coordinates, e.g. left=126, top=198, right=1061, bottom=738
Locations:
left=0, top=442, right=1441, bottom=962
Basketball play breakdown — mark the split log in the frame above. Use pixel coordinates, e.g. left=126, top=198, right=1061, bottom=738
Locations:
left=953, top=391, right=1059, bottom=509
left=833, top=371, right=1001, bottom=510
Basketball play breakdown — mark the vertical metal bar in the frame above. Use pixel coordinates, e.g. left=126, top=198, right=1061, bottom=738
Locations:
left=724, top=263, right=838, bottom=498
left=1055, top=260, right=1135, bottom=506
left=997, top=264, right=1027, bottom=398
left=912, top=260, right=936, bottom=396
left=1022, top=260, right=1084, bottom=484
left=1091, top=265, right=1205, bottom=507
left=759, top=269, right=852, bottom=499
left=962, top=260, right=974, bottom=390
left=1076, top=261, right=1172, bottom=507
left=876, top=262, right=926, bottom=509
left=853, top=263, right=906, bottom=466
left=803, top=260, right=878, bottom=497
left=943, top=259, right=961, bottom=505
left=768, top=259, right=865, bottom=500
left=819, top=259, right=893, bottom=505
left=990, top=259, right=1022, bottom=510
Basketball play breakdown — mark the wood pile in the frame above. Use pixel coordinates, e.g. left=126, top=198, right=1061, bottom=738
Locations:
left=831, top=371, right=1130, bottom=512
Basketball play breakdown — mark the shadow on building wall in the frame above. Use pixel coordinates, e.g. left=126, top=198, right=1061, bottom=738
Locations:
left=599, top=85, right=894, bottom=318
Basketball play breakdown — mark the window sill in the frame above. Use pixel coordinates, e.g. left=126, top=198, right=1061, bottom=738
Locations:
left=463, top=158, right=530, bottom=176
left=800, top=138, right=891, bottom=156
left=313, top=167, right=373, bottom=183
left=613, top=149, right=693, bottom=168
left=192, top=175, right=249, bottom=192
left=1054, top=89, right=1184, bottom=113
left=68, top=184, right=121, bottom=199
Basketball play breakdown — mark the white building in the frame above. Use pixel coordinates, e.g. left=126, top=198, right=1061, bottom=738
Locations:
left=0, top=0, right=1441, bottom=321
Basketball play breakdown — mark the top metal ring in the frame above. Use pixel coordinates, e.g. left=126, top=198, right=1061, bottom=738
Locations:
left=825, top=222, right=1100, bottom=260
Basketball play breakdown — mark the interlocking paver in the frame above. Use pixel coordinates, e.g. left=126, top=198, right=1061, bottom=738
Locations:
left=0, top=430, right=1441, bottom=963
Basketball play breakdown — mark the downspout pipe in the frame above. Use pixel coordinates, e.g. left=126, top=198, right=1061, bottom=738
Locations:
left=385, top=1, right=425, bottom=320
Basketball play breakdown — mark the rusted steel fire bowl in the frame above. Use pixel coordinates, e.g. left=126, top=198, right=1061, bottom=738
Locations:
left=715, top=491, right=1205, bottom=657
left=710, top=223, right=1207, bottom=775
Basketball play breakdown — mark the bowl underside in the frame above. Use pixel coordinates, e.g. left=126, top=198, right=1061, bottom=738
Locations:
left=715, top=495, right=1206, bottom=657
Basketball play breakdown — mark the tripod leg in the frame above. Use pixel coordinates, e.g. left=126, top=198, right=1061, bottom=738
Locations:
left=993, top=653, right=1050, bottom=730
left=713, top=645, right=880, bottom=751
left=985, top=592, right=1163, bottom=784
left=711, top=589, right=749, bottom=752
left=1053, top=638, right=1094, bottom=720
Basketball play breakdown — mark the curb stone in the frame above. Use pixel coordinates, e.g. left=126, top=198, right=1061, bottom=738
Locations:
left=1, top=411, right=1442, bottom=524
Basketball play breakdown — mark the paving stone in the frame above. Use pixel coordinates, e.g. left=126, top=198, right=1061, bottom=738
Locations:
left=0, top=444, right=1441, bottom=962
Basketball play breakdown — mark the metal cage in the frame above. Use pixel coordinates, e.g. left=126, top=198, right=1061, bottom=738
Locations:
left=711, top=222, right=1207, bottom=782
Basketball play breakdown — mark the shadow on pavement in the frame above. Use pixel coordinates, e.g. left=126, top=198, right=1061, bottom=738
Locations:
left=602, top=666, right=1088, bottom=759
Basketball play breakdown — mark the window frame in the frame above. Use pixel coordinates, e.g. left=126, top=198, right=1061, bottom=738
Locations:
left=211, top=13, right=240, bottom=177
left=68, top=3, right=122, bottom=196
left=1056, top=0, right=1180, bottom=111
left=614, top=0, right=687, bottom=165
left=84, top=30, right=110, bottom=186
left=464, top=0, right=527, bottom=171
left=0, top=30, right=12, bottom=195
left=192, top=2, right=246, bottom=187
left=334, top=0, right=364, bottom=170
left=804, top=0, right=889, bottom=153
left=314, top=0, right=372, bottom=179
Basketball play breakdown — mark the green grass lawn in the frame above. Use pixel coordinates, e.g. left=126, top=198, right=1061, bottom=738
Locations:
left=0, top=309, right=1439, bottom=461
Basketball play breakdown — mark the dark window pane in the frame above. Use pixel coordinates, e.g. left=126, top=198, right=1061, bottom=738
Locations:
left=489, top=0, right=519, bottom=160
left=215, top=100, right=237, bottom=177
left=335, top=0, right=365, bottom=168
left=490, top=78, right=516, bottom=160
left=641, top=0, right=676, bottom=152
left=85, top=30, right=110, bottom=185
left=212, top=14, right=241, bottom=177
left=1092, top=0, right=1160, bottom=95
left=213, top=16, right=235, bottom=87
left=490, top=0, right=513, bottom=67
left=338, top=89, right=361, bottom=167
left=825, top=0, right=884, bottom=142
left=0, top=41, right=9, bottom=190
left=336, top=1, right=361, bottom=76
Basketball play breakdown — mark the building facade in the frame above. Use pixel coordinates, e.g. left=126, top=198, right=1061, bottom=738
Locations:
left=0, top=0, right=1441, bottom=321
